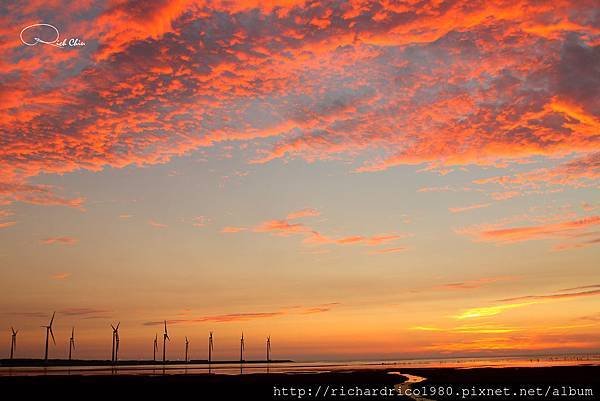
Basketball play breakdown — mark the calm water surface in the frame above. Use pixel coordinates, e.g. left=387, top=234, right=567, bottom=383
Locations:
left=1, top=354, right=598, bottom=376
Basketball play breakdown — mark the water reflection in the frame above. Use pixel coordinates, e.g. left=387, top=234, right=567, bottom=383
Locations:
left=1, top=354, right=598, bottom=377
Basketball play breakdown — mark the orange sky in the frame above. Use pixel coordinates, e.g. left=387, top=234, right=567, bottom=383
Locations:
left=0, top=0, right=598, bottom=361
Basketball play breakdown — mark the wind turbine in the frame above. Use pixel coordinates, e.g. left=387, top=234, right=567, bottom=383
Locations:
left=111, top=322, right=120, bottom=363
left=153, top=333, right=158, bottom=362
left=69, top=327, right=75, bottom=360
left=10, top=327, right=18, bottom=360
left=208, top=331, right=214, bottom=364
left=266, top=336, right=271, bottom=362
left=240, top=332, right=245, bottom=363
left=42, top=312, right=56, bottom=361
left=162, top=320, right=170, bottom=363
left=115, top=327, right=120, bottom=362
left=185, top=336, right=189, bottom=363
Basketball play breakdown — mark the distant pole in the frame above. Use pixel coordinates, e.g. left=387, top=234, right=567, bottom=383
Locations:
left=208, top=331, right=213, bottom=364
left=44, top=327, right=50, bottom=361
left=266, top=336, right=271, bottom=362
left=69, top=327, right=75, bottom=360
left=162, top=320, right=169, bottom=364
left=10, top=328, right=17, bottom=360
left=111, top=330, right=115, bottom=362
left=43, top=312, right=55, bottom=362
left=153, top=334, right=158, bottom=362
left=185, top=337, right=189, bottom=363
left=240, top=332, right=244, bottom=363
left=115, top=334, right=119, bottom=362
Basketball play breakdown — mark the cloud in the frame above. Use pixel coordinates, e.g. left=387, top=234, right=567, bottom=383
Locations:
left=286, top=208, right=321, bottom=220
left=191, top=215, right=208, bottom=227
left=59, top=307, right=111, bottom=317
left=455, top=302, right=536, bottom=320
left=456, top=215, right=600, bottom=249
left=221, top=226, right=247, bottom=233
left=240, top=210, right=408, bottom=251
left=0, top=183, right=84, bottom=209
left=412, top=324, right=517, bottom=334
left=143, top=302, right=338, bottom=326
left=148, top=220, right=168, bottom=228
left=581, top=202, right=598, bottom=212
left=1, top=0, right=598, bottom=206
left=41, top=236, right=78, bottom=245
left=449, top=203, right=491, bottom=213
left=422, top=334, right=598, bottom=353
left=497, top=288, right=600, bottom=303
left=456, top=286, right=600, bottom=319
left=433, top=276, right=518, bottom=291
left=370, top=246, right=407, bottom=254
left=558, top=284, right=600, bottom=292
left=51, top=272, right=72, bottom=280
left=474, top=152, right=600, bottom=192
left=0, top=221, right=16, bottom=228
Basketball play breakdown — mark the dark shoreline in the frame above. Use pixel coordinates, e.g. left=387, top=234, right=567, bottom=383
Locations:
left=0, top=358, right=292, bottom=367
left=0, top=365, right=598, bottom=400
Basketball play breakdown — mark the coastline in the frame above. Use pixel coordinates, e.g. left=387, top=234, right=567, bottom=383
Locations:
left=0, top=365, right=597, bottom=400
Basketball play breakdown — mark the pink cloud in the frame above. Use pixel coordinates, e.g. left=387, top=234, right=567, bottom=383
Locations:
left=1, top=0, right=597, bottom=207
left=457, top=215, right=600, bottom=248
left=51, top=272, right=72, bottom=280
left=221, top=226, right=246, bottom=233
left=449, top=203, right=491, bottom=213
left=148, top=220, right=168, bottom=228
left=286, top=208, right=321, bottom=220
left=41, top=237, right=78, bottom=245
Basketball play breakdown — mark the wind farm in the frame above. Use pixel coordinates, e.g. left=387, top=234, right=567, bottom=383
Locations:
left=2, top=0, right=600, bottom=399
left=3, top=314, right=288, bottom=368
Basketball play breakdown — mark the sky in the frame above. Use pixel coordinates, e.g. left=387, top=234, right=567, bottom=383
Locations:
left=0, top=0, right=598, bottom=361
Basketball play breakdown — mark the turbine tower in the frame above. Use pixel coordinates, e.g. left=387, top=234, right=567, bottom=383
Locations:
left=115, top=327, right=120, bottom=362
left=42, top=312, right=56, bottom=361
left=111, top=322, right=120, bottom=363
left=69, top=327, right=75, bottom=360
left=239, top=332, right=245, bottom=363
left=162, top=320, right=170, bottom=363
left=208, top=331, right=214, bottom=364
left=185, top=336, right=189, bottom=363
left=10, top=327, right=18, bottom=360
left=266, top=336, right=271, bottom=362
left=153, top=333, right=158, bottom=362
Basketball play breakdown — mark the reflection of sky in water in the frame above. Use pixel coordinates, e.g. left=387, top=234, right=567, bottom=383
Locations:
left=2, top=354, right=598, bottom=377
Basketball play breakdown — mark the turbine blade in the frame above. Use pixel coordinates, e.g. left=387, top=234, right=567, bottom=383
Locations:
left=111, top=324, right=115, bottom=331
left=50, top=327, right=56, bottom=345
left=49, top=311, right=55, bottom=327
left=116, top=322, right=120, bottom=330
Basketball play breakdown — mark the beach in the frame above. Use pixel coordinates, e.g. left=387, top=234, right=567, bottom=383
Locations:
left=1, top=364, right=598, bottom=400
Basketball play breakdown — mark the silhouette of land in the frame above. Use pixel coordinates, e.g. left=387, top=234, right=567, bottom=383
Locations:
left=0, top=358, right=292, bottom=367
left=0, top=365, right=597, bottom=400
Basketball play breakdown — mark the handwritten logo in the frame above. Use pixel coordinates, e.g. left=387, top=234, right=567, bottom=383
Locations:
left=20, top=23, right=85, bottom=48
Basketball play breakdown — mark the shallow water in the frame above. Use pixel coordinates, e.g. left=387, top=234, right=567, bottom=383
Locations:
left=1, top=354, right=598, bottom=377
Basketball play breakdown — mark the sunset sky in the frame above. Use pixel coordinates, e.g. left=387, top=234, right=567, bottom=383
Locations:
left=0, top=0, right=598, bottom=361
